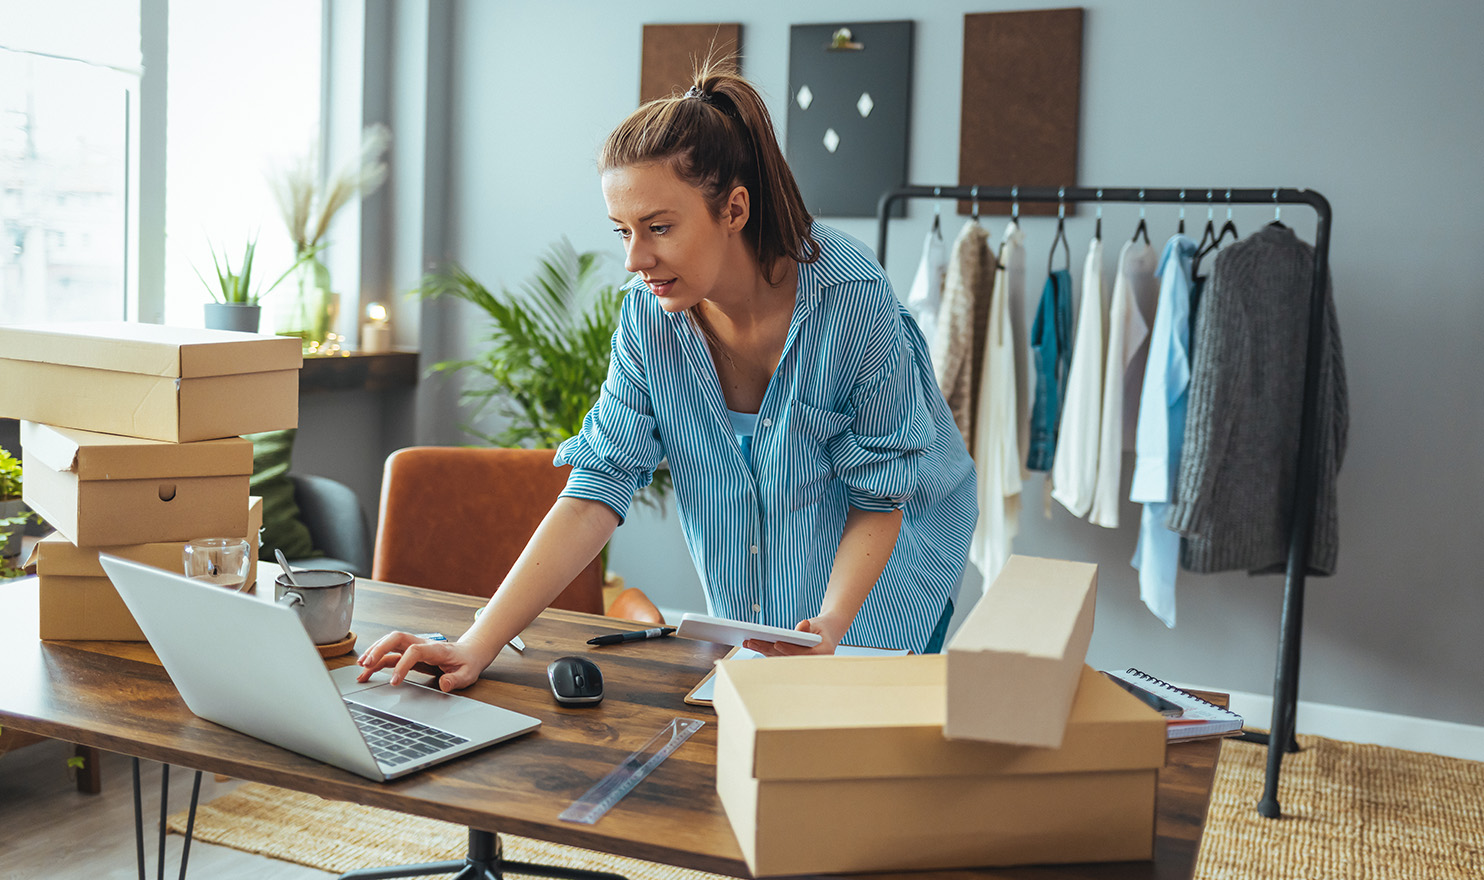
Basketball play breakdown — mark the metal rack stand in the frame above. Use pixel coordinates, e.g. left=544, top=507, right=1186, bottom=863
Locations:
left=875, top=184, right=1334, bottom=819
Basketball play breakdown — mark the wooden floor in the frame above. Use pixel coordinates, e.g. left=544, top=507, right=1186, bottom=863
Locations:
left=0, top=738, right=333, bottom=879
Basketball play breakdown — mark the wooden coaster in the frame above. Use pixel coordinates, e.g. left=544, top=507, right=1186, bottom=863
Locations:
left=316, top=631, right=357, bottom=659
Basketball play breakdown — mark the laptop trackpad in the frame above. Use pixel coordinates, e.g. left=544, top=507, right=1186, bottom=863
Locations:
left=330, top=665, right=438, bottom=695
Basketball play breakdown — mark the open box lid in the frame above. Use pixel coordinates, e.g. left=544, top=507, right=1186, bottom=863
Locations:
left=0, top=322, right=302, bottom=378
left=20, top=421, right=253, bottom=480
left=713, top=655, right=1165, bottom=781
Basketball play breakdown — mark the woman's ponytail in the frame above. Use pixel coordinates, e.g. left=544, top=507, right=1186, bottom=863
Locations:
left=599, top=58, right=819, bottom=281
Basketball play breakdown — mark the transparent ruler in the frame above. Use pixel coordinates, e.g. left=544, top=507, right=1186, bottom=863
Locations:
left=559, top=717, right=706, bottom=824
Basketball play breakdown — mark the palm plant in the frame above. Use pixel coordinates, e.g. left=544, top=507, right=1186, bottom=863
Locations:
left=418, top=238, right=670, bottom=509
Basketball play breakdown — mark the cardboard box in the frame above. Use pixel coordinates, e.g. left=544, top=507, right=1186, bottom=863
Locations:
left=713, top=655, right=1165, bottom=876
left=945, top=554, right=1099, bottom=747
left=30, top=496, right=262, bottom=641
left=0, top=321, right=301, bottom=441
left=21, top=421, right=253, bottom=547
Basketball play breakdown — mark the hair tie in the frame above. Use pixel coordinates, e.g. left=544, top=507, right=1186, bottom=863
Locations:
left=684, top=85, right=713, bottom=104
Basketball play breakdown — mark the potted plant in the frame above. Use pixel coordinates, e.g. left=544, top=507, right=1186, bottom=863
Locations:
left=268, top=124, right=391, bottom=351
left=1, top=447, right=34, bottom=578
left=196, top=237, right=313, bottom=333
left=416, top=239, right=671, bottom=572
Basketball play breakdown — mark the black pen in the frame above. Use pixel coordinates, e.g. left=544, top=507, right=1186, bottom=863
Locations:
left=586, top=626, right=676, bottom=646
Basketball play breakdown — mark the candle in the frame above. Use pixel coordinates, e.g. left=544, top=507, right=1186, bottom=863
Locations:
left=361, top=301, right=391, bottom=353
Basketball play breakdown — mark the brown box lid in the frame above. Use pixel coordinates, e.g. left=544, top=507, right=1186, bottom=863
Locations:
left=21, top=421, right=252, bottom=480
left=0, top=322, right=302, bottom=378
left=713, top=656, right=1164, bottom=782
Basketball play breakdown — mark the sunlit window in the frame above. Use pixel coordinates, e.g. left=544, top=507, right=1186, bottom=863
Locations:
left=163, top=1, right=322, bottom=331
left=0, top=50, right=132, bottom=323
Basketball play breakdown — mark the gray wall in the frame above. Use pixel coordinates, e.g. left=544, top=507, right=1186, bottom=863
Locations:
left=361, top=0, right=1484, bottom=727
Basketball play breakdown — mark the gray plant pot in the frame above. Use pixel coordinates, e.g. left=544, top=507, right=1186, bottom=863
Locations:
left=204, top=303, right=262, bottom=333
left=0, top=497, right=25, bottom=561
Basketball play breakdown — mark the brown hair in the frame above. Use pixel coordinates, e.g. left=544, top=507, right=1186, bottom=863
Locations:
left=599, top=59, right=820, bottom=283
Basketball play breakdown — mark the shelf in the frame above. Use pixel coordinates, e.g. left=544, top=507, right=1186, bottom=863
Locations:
left=299, top=349, right=420, bottom=393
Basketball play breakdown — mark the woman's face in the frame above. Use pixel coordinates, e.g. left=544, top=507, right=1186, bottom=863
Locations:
left=602, top=162, right=745, bottom=313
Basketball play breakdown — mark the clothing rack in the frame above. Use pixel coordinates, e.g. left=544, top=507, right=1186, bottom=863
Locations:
left=876, top=184, right=1333, bottom=820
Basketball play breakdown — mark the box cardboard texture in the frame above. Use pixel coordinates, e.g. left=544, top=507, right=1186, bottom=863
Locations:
left=0, top=322, right=301, bottom=442
left=30, top=496, right=262, bottom=641
left=945, top=554, right=1099, bottom=747
left=712, top=655, right=1166, bottom=876
left=21, top=421, right=253, bottom=547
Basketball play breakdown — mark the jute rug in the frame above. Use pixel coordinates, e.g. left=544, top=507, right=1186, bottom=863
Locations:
left=168, top=735, right=1484, bottom=880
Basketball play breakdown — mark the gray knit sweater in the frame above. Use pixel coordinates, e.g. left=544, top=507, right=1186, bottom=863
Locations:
left=1166, top=224, right=1348, bottom=575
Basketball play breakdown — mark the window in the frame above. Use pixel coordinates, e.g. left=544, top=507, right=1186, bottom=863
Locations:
left=0, top=1, right=323, bottom=330
left=0, top=49, right=133, bottom=323
left=162, top=1, right=323, bottom=331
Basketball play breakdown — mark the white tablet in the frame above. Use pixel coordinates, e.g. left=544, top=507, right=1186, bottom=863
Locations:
left=675, top=613, right=824, bottom=648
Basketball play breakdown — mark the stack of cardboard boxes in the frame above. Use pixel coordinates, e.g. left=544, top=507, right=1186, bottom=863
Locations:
left=0, top=322, right=302, bottom=640
left=713, top=555, right=1169, bottom=876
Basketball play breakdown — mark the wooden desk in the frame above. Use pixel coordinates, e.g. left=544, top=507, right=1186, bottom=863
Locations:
left=0, top=578, right=1222, bottom=880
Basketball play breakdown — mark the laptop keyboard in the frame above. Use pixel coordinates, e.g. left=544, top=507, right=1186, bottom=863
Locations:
left=346, top=701, right=470, bottom=767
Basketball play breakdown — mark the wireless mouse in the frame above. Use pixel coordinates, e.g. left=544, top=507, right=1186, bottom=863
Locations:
left=546, top=656, right=604, bottom=706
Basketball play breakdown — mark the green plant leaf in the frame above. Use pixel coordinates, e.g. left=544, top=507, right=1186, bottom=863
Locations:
left=415, top=240, right=663, bottom=511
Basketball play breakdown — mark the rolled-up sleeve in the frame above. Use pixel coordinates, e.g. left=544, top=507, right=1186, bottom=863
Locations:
left=554, top=292, right=664, bottom=524
left=828, top=287, right=935, bottom=512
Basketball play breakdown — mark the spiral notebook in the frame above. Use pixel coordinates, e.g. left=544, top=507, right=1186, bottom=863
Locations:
left=1100, top=668, right=1245, bottom=742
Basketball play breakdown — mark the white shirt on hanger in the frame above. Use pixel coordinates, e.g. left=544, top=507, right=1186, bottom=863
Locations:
left=1089, top=238, right=1160, bottom=528
left=906, top=224, right=947, bottom=345
left=1051, top=236, right=1106, bottom=517
left=969, top=220, right=1026, bottom=584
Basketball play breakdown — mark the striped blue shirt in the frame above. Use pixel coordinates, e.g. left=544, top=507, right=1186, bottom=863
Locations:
left=555, top=224, right=977, bottom=652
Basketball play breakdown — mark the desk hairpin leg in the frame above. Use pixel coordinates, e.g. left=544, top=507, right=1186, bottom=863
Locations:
left=338, top=828, right=629, bottom=880
left=131, top=759, right=204, bottom=880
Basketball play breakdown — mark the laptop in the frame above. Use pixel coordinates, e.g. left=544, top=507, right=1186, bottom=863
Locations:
left=99, top=554, right=540, bottom=781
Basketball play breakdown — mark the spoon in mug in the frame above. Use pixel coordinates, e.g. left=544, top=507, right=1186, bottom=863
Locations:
left=274, top=549, right=302, bottom=587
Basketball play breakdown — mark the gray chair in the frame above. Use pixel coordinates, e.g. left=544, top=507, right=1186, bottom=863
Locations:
left=287, top=473, right=372, bottom=577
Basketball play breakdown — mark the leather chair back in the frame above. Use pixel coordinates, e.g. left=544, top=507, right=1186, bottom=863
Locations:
left=373, top=447, right=603, bottom=614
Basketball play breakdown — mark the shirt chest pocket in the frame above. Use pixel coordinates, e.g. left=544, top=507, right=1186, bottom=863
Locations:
left=786, top=399, right=852, bottom=511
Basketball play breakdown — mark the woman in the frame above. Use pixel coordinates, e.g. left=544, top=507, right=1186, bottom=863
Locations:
left=358, top=65, right=976, bottom=692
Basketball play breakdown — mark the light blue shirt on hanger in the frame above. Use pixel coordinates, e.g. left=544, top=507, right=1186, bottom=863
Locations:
left=1129, top=234, right=1197, bottom=628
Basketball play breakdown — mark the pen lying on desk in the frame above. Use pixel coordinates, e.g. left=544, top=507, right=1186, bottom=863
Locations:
left=587, top=626, right=676, bottom=646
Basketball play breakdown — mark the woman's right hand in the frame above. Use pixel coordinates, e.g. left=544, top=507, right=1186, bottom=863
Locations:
left=356, top=631, right=494, bottom=692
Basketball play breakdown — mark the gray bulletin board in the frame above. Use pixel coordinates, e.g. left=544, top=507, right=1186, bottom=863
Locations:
left=786, top=21, right=914, bottom=218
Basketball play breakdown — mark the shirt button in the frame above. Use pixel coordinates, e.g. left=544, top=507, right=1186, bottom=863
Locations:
left=752, top=603, right=762, bottom=613
left=762, top=417, right=772, bottom=428
left=750, top=544, right=759, bottom=554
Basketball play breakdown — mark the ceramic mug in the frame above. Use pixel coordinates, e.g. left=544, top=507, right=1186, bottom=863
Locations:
left=274, top=569, right=354, bottom=644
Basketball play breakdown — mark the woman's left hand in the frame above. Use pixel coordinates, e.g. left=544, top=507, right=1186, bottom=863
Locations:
left=744, top=616, right=844, bottom=657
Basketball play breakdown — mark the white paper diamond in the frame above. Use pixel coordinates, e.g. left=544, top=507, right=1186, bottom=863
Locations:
left=823, top=128, right=840, bottom=153
left=796, top=85, right=813, bottom=110
left=857, top=92, right=874, bottom=117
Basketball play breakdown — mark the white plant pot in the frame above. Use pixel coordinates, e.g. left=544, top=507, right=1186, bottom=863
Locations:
left=204, top=303, right=262, bottom=333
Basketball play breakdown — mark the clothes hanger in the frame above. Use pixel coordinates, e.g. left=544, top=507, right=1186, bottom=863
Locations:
left=1268, top=187, right=1288, bottom=229
left=1094, top=189, right=1103, bottom=241
left=931, top=187, right=942, bottom=238
left=1178, top=189, right=1187, bottom=235
left=1132, top=189, right=1151, bottom=245
left=1194, top=189, right=1218, bottom=255
left=1194, top=190, right=1240, bottom=276
left=971, top=185, right=981, bottom=225
left=1047, top=187, right=1070, bottom=275
left=1010, top=186, right=1020, bottom=227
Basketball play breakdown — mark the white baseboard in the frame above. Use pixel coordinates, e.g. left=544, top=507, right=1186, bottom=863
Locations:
left=1177, top=682, right=1484, bottom=762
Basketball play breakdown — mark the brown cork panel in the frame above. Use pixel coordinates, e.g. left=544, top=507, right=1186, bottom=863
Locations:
left=640, top=24, right=743, bottom=105
left=958, top=8, right=1083, bottom=216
